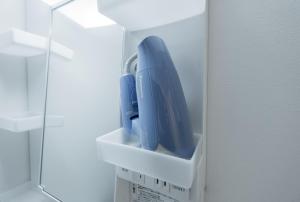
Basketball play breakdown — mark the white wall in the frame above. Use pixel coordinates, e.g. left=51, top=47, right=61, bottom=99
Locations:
left=26, top=1, right=123, bottom=201
left=206, top=1, right=300, bottom=202
left=0, top=0, right=31, bottom=194
left=42, top=22, right=123, bottom=202
left=26, top=0, right=50, bottom=186
left=125, top=15, right=206, bottom=133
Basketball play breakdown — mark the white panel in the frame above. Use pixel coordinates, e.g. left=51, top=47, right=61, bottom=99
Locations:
left=98, top=0, right=206, bottom=31
left=114, top=172, right=203, bottom=202
left=0, top=0, right=30, bottom=193
left=0, top=0, right=25, bottom=33
left=26, top=0, right=52, bottom=188
left=35, top=10, right=124, bottom=202
left=207, top=1, right=300, bottom=202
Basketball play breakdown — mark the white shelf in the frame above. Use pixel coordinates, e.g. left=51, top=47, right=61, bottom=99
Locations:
left=98, top=0, right=206, bottom=31
left=96, top=128, right=203, bottom=188
left=0, top=28, right=73, bottom=59
left=0, top=112, right=64, bottom=133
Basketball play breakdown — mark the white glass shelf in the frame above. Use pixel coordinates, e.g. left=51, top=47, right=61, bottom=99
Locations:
left=0, top=112, right=64, bottom=133
left=0, top=28, right=73, bottom=59
left=96, top=128, right=203, bottom=188
left=98, top=0, right=206, bottom=31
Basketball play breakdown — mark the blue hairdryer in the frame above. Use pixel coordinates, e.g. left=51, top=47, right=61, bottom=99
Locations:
left=120, top=73, right=139, bottom=136
left=120, top=36, right=195, bottom=158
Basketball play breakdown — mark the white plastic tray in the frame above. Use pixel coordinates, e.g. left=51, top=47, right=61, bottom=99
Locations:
left=0, top=28, right=73, bottom=59
left=96, top=128, right=203, bottom=188
left=0, top=112, right=64, bottom=133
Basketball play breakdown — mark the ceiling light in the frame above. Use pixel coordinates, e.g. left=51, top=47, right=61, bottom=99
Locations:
left=41, top=0, right=116, bottom=28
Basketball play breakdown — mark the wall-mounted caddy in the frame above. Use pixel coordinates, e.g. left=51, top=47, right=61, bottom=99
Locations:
left=97, top=129, right=205, bottom=202
left=97, top=129, right=203, bottom=189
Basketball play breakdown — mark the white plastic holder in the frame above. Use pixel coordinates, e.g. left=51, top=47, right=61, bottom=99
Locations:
left=96, top=128, right=204, bottom=189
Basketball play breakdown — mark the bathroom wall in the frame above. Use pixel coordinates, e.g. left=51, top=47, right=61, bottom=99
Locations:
left=25, top=0, right=50, bottom=186
left=26, top=1, right=123, bottom=201
left=206, top=1, right=300, bottom=202
left=0, top=0, right=31, bottom=193
left=124, top=15, right=206, bottom=134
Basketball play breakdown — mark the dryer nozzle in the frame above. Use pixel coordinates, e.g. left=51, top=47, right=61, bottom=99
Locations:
left=120, top=74, right=138, bottom=137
